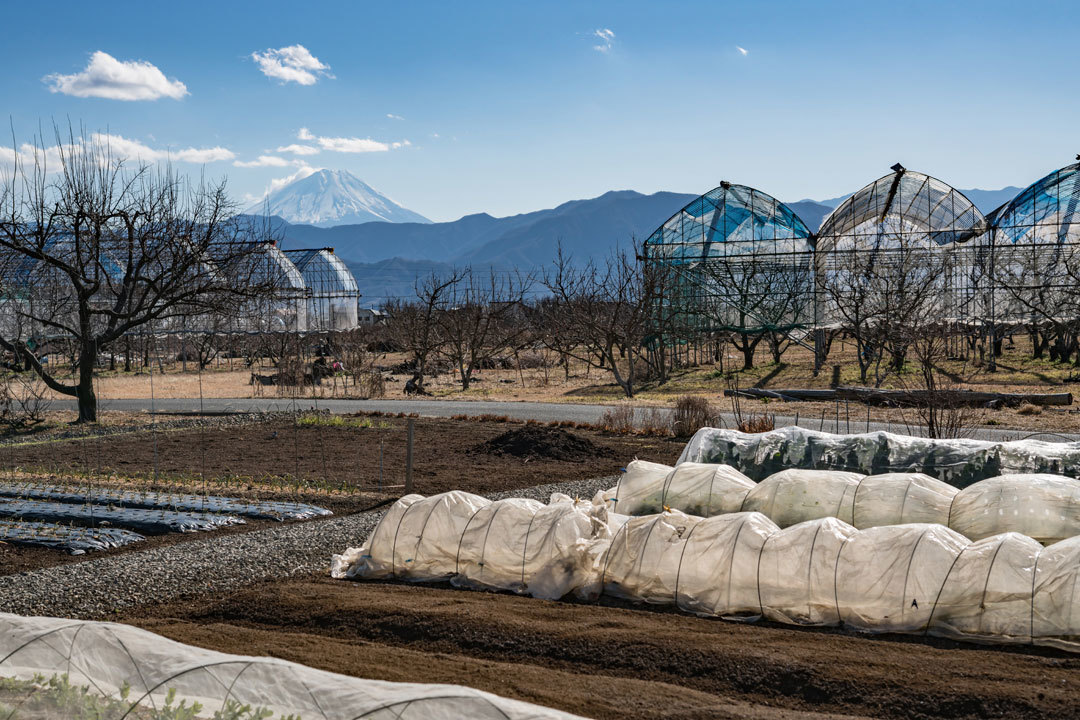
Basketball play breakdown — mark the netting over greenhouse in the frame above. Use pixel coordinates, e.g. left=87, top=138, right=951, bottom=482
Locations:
left=0, top=613, right=584, bottom=719
left=334, top=491, right=1080, bottom=650
left=985, top=160, right=1080, bottom=326
left=228, top=243, right=308, bottom=333
left=285, top=248, right=360, bottom=331
left=642, top=183, right=816, bottom=334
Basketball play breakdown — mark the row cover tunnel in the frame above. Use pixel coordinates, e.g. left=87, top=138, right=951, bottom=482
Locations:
left=333, top=489, right=1080, bottom=651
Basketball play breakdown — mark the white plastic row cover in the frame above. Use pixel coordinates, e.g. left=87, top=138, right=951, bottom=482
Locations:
left=602, top=511, right=1080, bottom=650
left=609, top=460, right=1080, bottom=544
left=0, top=613, right=585, bottom=719
left=333, top=491, right=1080, bottom=651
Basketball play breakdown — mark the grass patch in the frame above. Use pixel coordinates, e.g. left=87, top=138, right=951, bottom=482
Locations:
left=295, top=413, right=392, bottom=429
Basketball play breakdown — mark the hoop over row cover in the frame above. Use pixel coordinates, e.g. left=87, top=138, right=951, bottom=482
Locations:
left=0, top=613, right=584, bottom=719
left=607, top=461, right=1080, bottom=545
left=677, top=425, right=1080, bottom=486
left=335, top=491, right=1080, bottom=651
left=331, top=491, right=618, bottom=600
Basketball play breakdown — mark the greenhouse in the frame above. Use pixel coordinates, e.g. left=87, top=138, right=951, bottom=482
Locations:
left=642, top=160, right=1080, bottom=369
left=334, top=488, right=1080, bottom=650
left=284, top=248, right=361, bottom=331
left=0, top=613, right=583, bottom=719
left=984, top=160, right=1080, bottom=332
left=642, top=182, right=816, bottom=337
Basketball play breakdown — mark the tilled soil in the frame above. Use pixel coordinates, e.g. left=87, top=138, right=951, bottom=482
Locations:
left=471, top=425, right=614, bottom=462
left=0, top=416, right=678, bottom=574
left=126, top=577, right=1080, bottom=720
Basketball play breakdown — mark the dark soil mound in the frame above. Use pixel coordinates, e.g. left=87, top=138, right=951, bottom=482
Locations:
left=472, top=426, right=613, bottom=462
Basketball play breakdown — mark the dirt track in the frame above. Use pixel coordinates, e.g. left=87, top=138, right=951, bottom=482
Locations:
left=126, top=577, right=1080, bottom=720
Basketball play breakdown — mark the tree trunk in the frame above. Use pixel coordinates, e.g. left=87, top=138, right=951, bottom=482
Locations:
left=742, top=344, right=754, bottom=370
left=76, top=345, right=97, bottom=423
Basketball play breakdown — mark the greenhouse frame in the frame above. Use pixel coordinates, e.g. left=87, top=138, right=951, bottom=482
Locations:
left=642, top=159, right=1080, bottom=369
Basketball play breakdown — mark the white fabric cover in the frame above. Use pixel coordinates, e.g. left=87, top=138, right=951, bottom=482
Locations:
left=334, top=492, right=609, bottom=600
left=851, top=472, right=957, bottom=528
left=758, top=517, right=856, bottom=625
left=949, top=474, right=1080, bottom=544
left=609, top=460, right=752, bottom=516
left=928, top=532, right=1041, bottom=645
left=675, top=512, right=779, bottom=619
left=0, top=613, right=583, bottom=719
left=835, top=524, right=968, bottom=633
left=336, top=493, right=1080, bottom=651
left=741, top=469, right=864, bottom=527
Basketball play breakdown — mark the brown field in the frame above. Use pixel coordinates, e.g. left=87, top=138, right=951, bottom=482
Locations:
left=124, top=576, right=1080, bottom=720
left=0, top=415, right=683, bottom=575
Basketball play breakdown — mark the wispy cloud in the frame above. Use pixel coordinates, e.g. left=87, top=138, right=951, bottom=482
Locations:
left=233, top=155, right=291, bottom=168
left=736, top=46, right=749, bottom=56
left=386, top=113, right=404, bottom=120
left=276, top=143, right=320, bottom=155
left=44, top=51, right=188, bottom=101
left=251, top=44, right=332, bottom=85
left=593, top=28, right=615, bottom=52
left=295, top=127, right=409, bottom=154
left=1, top=132, right=233, bottom=172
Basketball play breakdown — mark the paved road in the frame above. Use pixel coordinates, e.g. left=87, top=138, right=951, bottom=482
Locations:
left=52, top=397, right=1080, bottom=443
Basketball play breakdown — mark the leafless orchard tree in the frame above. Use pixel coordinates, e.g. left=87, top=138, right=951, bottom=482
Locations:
left=436, top=268, right=532, bottom=391
left=383, top=268, right=467, bottom=391
left=0, top=128, right=277, bottom=422
left=543, top=247, right=652, bottom=398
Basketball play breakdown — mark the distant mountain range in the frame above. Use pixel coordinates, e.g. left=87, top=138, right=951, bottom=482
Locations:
left=251, top=172, right=1028, bottom=305
left=246, top=169, right=430, bottom=227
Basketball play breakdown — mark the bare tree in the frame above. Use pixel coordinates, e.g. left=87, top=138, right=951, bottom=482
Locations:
left=543, top=248, right=651, bottom=398
left=0, top=128, right=276, bottom=422
left=384, top=268, right=467, bottom=391
left=436, top=268, right=532, bottom=390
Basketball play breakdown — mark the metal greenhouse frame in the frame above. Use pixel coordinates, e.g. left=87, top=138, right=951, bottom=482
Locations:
left=642, top=160, right=1080, bottom=372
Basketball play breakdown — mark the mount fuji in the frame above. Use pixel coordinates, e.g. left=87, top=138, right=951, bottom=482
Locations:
left=246, top=169, right=430, bottom=227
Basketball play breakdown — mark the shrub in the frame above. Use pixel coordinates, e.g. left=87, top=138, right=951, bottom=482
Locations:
left=599, top=404, right=635, bottom=434
left=672, top=395, right=718, bottom=437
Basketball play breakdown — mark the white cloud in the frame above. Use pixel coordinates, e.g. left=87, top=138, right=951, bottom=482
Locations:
left=1, top=133, right=233, bottom=173
left=296, top=127, right=410, bottom=154
left=251, top=45, right=332, bottom=85
left=233, top=155, right=291, bottom=168
left=386, top=113, right=404, bottom=120
left=736, top=46, right=749, bottom=56
left=91, top=133, right=234, bottom=164
left=276, top=143, right=320, bottom=155
left=593, top=28, right=615, bottom=52
left=44, top=51, right=188, bottom=101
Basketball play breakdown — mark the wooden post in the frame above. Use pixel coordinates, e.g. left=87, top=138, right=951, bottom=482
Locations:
left=405, top=418, right=415, bottom=494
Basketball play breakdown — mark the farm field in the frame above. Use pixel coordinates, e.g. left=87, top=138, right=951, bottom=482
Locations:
left=0, top=414, right=683, bottom=574
left=124, top=575, right=1080, bottom=720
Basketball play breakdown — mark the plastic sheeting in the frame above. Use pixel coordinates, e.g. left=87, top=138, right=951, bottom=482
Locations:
left=608, top=460, right=753, bottom=516
left=332, top=491, right=612, bottom=600
left=606, top=462, right=1080, bottom=544
left=0, top=498, right=243, bottom=534
left=0, top=613, right=584, bottom=720
left=0, top=519, right=144, bottom=554
left=678, top=425, right=1080, bottom=487
left=337, top=493, right=1080, bottom=651
left=0, top=482, right=331, bottom=521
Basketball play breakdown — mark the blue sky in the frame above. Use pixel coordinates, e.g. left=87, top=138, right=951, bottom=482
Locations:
left=2, top=0, right=1078, bottom=222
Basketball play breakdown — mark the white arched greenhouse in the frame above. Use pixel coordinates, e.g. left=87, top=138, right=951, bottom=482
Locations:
left=285, top=248, right=361, bottom=331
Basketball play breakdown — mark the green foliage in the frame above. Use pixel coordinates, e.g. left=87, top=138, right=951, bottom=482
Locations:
left=0, top=673, right=300, bottom=719
left=294, top=413, right=390, bottom=430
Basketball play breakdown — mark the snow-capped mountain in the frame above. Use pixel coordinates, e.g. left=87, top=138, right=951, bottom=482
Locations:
left=246, top=169, right=430, bottom=227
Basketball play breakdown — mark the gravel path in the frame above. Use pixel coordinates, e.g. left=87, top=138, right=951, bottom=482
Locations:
left=0, top=475, right=618, bottom=618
